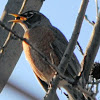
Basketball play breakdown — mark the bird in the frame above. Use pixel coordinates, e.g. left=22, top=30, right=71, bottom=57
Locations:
left=9, top=10, right=81, bottom=99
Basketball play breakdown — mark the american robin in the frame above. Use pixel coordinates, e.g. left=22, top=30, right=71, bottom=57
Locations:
left=9, top=10, right=80, bottom=94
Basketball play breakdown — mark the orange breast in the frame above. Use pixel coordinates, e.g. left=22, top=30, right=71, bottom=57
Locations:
left=22, top=26, right=59, bottom=83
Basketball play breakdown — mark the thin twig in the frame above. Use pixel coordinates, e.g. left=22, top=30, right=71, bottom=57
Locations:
left=84, top=15, right=95, bottom=26
left=18, top=0, right=28, bottom=14
left=89, top=78, right=94, bottom=92
left=77, top=85, right=96, bottom=100
left=96, top=82, right=99, bottom=94
left=88, top=80, right=100, bottom=84
left=77, top=41, right=84, bottom=55
left=88, top=79, right=99, bottom=96
left=76, top=13, right=100, bottom=86
left=1, top=0, right=27, bottom=53
left=1, top=23, right=15, bottom=52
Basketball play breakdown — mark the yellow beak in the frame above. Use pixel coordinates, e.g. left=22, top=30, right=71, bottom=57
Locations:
left=8, top=13, right=27, bottom=23
left=8, top=13, right=19, bottom=17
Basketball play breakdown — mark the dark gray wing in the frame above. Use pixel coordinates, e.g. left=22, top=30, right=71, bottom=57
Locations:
left=49, top=25, right=81, bottom=78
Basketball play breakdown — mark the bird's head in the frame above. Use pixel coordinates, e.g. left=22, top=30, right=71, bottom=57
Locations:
left=9, top=10, right=51, bottom=31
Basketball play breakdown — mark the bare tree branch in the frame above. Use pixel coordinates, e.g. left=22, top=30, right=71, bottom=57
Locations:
left=1, top=0, right=27, bottom=55
left=81, top=13, right=100, bottom=84
left=7, top=82, right=39, bottom=100
left=45, top=0, right=89, bottom=100
left=0, top=0, right=43, bottom=92
left=77, top=41, right=84, bottom=55
left=88, top=80, right=100, bottom=84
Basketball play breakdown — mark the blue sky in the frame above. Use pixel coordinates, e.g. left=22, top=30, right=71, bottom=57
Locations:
left=0, top=0, right=100, bottom=100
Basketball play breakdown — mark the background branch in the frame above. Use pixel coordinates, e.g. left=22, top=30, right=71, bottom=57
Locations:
left=0, top=0, right=43, bottom=92
left=1, top=0, right=27, bottom=54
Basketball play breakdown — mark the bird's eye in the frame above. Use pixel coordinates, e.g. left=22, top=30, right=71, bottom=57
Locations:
left=16, top=17, right=20, bottom=19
